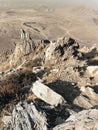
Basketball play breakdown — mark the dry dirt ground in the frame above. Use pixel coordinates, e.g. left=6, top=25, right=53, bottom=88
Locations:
left=0, top=1, right=98, bottom=53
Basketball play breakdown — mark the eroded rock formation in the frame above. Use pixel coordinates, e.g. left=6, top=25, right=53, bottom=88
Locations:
left=0, top=31, right=98, bottom=130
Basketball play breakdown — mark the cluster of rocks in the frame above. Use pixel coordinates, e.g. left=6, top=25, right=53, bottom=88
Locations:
left=2, top=81, right=98, bottom=130
left=0, top=30, right=98, bottom=130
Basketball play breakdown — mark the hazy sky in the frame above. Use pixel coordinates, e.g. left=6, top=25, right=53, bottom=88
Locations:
left=0, top=0, right=98, bottom=9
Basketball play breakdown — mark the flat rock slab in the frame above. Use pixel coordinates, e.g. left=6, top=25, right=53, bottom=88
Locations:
left=32, top=81, right=66, bottom=106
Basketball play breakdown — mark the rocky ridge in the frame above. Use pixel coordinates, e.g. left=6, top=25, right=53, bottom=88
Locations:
left=0, top=30, right=98, bottom=130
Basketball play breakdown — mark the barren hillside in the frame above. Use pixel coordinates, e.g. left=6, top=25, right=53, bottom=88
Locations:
left=0, top=1, right=98, bottom=130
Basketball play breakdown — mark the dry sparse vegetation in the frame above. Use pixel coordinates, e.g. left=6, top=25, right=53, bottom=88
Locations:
left=0, top=71, right=36, bottom=110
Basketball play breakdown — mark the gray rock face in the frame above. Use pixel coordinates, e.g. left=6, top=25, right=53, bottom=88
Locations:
left=22, top=40, right=33, bottom=55
left=9, top=30, right=36, bottom=67
left=4, top=101, right=98, bottom=130
left=19, top=29, right=34, bottom=55
left=4, top=102, right=47, bottom=130
left=53, top=109, right=98, bottom=130
left=4, top=101, right=71, bottom=130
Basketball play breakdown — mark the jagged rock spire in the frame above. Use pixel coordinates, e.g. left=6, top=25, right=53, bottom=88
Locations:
left=21, top=29, right=25, bottom=40
left=21, top=29, right=31, bottom=42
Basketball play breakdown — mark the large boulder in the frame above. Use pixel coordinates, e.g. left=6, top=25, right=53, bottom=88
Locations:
left=32, top=81, right=66, bottom=106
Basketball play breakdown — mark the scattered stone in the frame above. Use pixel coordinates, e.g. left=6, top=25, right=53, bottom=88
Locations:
left=80, top=86, right=98, bottom=105
left=87, top=66, right=98, bottom=77
left=73, top=95, right=93, bottom=108
left=32, top=66, right=44, bottom=74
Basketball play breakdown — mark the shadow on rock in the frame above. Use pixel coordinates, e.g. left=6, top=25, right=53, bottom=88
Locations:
left=83, top=48, right=98, bottom=65
left=34, top=99, right=70, bottom=128
left=47, top=80, right=81, bottom=104
left=92, top=85, right=98, bottom=94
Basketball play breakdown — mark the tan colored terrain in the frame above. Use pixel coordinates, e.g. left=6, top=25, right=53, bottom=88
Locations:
left=0, top=1, right=98, bottom=129
left=0, top=2, right=98, bottom=52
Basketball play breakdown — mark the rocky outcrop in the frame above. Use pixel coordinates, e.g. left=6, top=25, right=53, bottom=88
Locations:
left=4, top=100, right=71, bottom=130
left=0, top=32, right=98, bottom=130
left=9, top=30, right=36, bottom=67
left=20, top=29, right=35, bottom=55
left=4, top=101, right=98, bottom=130
left=4, top=102, right=48, bottom=130
left=45, top=37, right=80, bottom=65
left=53, top=109, right=98, bottom=130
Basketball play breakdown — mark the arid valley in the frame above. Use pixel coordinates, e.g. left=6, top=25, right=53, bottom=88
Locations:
left=0, top=0, right=98, bottom=52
